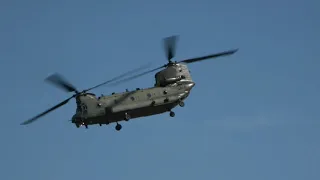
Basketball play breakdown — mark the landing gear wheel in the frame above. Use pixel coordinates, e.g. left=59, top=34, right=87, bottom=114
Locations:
left=124, top=113, right=130, bottom=121
left=170, top=111, right=175, bottom=117
left=85, top=125, right=88, bottom=129
left=178, top=101, right=185, bottom=107
left=115, top=123, right=122, bottom=131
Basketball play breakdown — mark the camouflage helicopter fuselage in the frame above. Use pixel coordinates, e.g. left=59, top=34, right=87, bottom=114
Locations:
left=71, top=63, right=195, bottom=129
left=20, top=35, right=237, bottom=128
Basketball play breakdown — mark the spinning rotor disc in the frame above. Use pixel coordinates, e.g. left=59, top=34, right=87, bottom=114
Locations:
left=106, top=35, right=238, bottom=86
left=20, top=63, right=151, bottom=125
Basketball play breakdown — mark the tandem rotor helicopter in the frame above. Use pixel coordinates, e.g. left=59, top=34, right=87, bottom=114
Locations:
left=21, top=35, right=238, bottom=131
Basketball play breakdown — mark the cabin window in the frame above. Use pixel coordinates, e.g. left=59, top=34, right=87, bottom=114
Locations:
left=130, top=97, right=135, bottom=101
left=147, top=93, right=152, bottom=98
left=163, top=90, right=167, bottom=94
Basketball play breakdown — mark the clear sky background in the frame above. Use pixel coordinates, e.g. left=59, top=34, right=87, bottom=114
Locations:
left=1, top=0, right=319, bottom=179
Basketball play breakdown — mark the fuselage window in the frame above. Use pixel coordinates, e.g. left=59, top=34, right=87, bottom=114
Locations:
left=130, top=97, right=135, bottom=101
left=147, top=93, right=152, bottom=98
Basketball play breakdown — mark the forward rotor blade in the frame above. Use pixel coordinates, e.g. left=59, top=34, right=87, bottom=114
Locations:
left=164, top=35, right=178, bottom=61
left=20, top=96, right=74, bottom=125
left=107, top=65, right=165, bottom=86
left=83, top=63, right=152, bottom=92
left=45, top=73, right=79, bottom=93
left=178, top=49, right=238, bottom=64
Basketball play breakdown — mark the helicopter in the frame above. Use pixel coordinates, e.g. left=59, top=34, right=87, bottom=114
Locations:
left=21, top=35, right=238, bottom=131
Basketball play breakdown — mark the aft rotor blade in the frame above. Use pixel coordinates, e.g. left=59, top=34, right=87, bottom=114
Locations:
left=20, top=96, right=74, bottom=125
left=45, top=73, right=79, bottom=93
left=178, top=49, right=238, bottom=64
left=83, top=63, right=152, bottom=92
left=108, top=65, right=165, bottom=86
left=164, top=35, right=178, bottom=62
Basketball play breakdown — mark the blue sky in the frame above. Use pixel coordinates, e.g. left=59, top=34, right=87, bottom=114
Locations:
left=1, top=0, right=319, bottom=179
